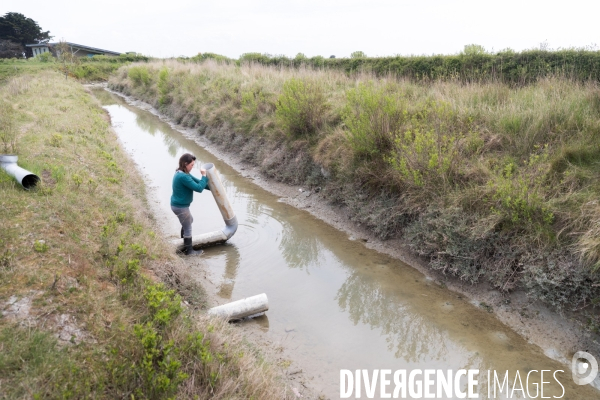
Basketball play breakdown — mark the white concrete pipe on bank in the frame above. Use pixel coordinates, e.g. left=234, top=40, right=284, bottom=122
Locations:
left=0, top=155, right=40, bottom=189
left=170, top=163, right=238, bottom=250
left=208, top=293, right=269, bottom=321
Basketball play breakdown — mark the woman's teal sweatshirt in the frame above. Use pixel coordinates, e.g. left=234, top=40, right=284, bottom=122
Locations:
left=170, top=171, right=209, bottom=208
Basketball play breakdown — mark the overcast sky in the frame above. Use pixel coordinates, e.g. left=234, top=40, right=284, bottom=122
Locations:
left=3, top=1, right=599, bottom=58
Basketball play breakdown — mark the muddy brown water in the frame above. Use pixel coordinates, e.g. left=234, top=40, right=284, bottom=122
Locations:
left=95, top=88, right=599, bottom=399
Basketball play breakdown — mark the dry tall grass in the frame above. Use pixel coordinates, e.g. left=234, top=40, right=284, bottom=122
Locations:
left=109, top=60, right=600, bottom=318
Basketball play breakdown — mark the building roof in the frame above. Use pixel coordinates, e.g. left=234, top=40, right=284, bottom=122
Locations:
left=26, top=42, right=121, bottom=56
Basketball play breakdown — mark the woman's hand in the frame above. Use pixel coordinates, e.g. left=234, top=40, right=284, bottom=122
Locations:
left=200, top=168, right=207, bottom=176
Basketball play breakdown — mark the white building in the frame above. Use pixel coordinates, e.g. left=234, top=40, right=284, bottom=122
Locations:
left=26, top=42, right=121, bottom=58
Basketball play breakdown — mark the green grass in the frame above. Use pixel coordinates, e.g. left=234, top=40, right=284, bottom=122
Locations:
left=0, top=54, right=151, bottom=84
left=0, top=325, right=106, bottom=398
left=0, top=58, right=54, bottom=83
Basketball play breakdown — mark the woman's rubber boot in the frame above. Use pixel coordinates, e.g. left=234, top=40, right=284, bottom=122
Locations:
left=183, top=237, right=203, bottom=256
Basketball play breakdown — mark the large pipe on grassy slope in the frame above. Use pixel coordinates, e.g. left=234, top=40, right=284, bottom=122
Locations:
left=0, top=155, right=40, bottom=189
left=171, top=163, right=238, bottom=250
left=208, top=293, right=269, bottom=321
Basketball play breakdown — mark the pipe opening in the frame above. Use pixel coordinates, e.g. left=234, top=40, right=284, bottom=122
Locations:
left=0, top=155, right=40, bottom=190
left=203, top=163, right=214, bottom=170
left=22, top=174, right=40, bottom=189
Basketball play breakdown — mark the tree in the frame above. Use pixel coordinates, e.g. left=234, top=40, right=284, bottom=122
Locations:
left=0, top=39, right=23, bottom=58
left=55, top=40, right=77, bottom=63
left=350, top=51, right=366, bottom=59
left=0, top=12, right=52, bottom=58
left=462, top=44, right=486, bottom=56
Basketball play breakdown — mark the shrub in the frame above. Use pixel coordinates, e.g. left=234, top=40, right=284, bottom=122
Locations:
left=462, top=44, right=487, bottom=56
left=275, top=78, right=329, bottom=138
left=241, top=85, right=275, bottom=122
left=190, top=53, right=231, bottom=63
left=134, top=322, right=188, bottom=398
left=36, top=52, right=54, bottom=63
left=144, top=282, right=182, bottom=326
left=238, top=52, right=272, bottom=65
left=68, top=64, right=120, bottom=81
left=487, top=146, right=554, bottom=230
left=158, top=67, right=170, bottom=105
left=128, top=66, right=151, bottom=86
left=342, top=83, right=406, bottom=158
left=386, top=100, right=467, bottom=188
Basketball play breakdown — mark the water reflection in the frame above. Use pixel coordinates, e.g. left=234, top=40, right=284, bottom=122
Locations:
left=133, top=111, right=181, bottom=156
left=279, top=221, right=321, bottom=271
left=334, top=268, right=571, bottom=397
left=337, top=272, right=449, bottom=363
left=216, top=244, right=240, bottom=299
left=134, top=111, right=159, bottom=135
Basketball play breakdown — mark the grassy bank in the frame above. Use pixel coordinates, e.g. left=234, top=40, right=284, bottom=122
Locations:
left=0, top=53, right=150, bottom=84
left=0, top=70, right=291, bottom=399
left=108, top=60, right=600, bottom=322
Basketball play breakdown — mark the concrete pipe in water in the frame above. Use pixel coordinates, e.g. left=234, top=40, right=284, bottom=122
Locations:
left=0, top=155, right=40, bottom=189
left=208, top=293, right=269, bottom=321
left=171, top=163, right=238, bottom=250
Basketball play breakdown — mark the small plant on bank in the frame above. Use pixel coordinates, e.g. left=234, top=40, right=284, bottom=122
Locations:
left=33, top=240, right=48, bottom=253
left=71, top=173, right=83, bottom=188
left=0, top=248, right=14, bottom=271
left=134, top=322, right=188, bottom=399
left=87, top=178, right=97, bottom=193
left=49, top=133, right=63, bottom=147
left=488, top=145, right=554, bottom=229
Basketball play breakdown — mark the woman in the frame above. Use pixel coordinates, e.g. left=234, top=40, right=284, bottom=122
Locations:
left=170, top=153, right=209, bottom=255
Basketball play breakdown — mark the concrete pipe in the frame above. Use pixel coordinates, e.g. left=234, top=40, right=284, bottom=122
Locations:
left=208, top=293, right=269, bottom=321
left=0, top=155, right=40, bottom=189
left=170, top=163, right=238, bottom=249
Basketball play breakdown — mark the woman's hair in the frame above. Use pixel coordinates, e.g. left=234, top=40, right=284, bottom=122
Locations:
left=177, top=153, right=196, bottom=173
